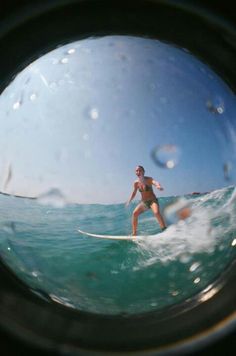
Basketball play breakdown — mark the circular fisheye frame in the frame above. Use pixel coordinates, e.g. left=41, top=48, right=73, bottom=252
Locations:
left=0, top=0, right=235, bottom=355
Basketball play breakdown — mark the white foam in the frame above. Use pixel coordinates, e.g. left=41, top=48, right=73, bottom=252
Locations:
left=135, top=186, right=235, bottom=268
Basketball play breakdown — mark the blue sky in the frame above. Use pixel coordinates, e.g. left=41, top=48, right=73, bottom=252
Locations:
left=0, top=36, right=235, bottom=204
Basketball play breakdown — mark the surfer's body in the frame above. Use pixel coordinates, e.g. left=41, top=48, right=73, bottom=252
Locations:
left=126, top=166, right=167, bottom=236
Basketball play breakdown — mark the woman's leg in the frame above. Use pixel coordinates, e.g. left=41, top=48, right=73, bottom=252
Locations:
left=151, top=201, right=166, bottom=230
left=132, top=203, right=147, bottom=235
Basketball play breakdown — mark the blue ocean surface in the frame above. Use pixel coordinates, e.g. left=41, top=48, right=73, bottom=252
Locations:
left=0, top=186, right=235, bottom=315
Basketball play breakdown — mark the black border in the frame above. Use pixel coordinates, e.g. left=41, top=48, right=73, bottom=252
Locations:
left=0, top=0, right=235, bottom=354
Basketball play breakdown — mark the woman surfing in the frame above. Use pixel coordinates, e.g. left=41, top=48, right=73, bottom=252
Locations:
left=126, top=166, right=167, bottom=236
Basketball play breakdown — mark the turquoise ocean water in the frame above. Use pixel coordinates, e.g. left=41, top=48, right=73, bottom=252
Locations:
left=0, top=186, right=235, bottom=315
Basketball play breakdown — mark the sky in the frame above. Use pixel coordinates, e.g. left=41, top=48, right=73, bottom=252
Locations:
left=0, top=35, right=236, bottom=204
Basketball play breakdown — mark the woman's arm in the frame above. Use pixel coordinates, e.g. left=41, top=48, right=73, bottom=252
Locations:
left=152, top=178, right=164, bottom=191
left=126, top=183, right=138, bottom=206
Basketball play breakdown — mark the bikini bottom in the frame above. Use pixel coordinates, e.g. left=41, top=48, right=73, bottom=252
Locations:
left=143, top=197, right=159, bottom=209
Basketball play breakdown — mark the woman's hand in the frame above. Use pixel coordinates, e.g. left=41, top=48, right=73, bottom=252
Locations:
left=153, top=179, right=164, bottom=191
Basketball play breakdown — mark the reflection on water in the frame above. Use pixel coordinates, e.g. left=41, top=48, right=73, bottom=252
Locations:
left=0, top=35, right=236, bottom=314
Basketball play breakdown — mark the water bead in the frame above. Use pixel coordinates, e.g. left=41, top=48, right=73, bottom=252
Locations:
left=67, top=48, right=76, bottom=55
left=171, top=290, right=179, bottom=297
left=206, top=98, right=225, bottom=115
left=37, top=188, right=66, bottom=208
left=13, top=101, right=21, bottom=110
left=223, top=162, right=232, bottom=181
left=150, top=302, right=158, bottom=307
left=189, top=262, right=201, bottom=272
left=164, top=198, right=191, bottom=225
left=194, top=277, right=201, bottom=284
left=30, top=93, right=37, bottom=101
left=151, top=144, right=181, bottom=169
left=198, top=287, right=219, bottom=302
left=60, top=57, right=69, bottom=64
left=179, top=254, right=192, bottom=264
left=88, top=107, right=99, bottom=120
left=217, top=107, right=224, bottom=114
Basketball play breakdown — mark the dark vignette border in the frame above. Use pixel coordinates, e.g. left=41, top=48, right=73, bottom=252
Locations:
left=0, top=0, right=235, bottom=354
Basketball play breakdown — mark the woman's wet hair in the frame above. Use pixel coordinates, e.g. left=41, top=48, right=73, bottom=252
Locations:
left=137, top=165, right=145, bottom=173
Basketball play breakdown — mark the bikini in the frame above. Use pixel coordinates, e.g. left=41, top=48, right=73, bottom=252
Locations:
left=138, top=184, right=159, bottom=209
left=138, top=184, right=152, bottom=193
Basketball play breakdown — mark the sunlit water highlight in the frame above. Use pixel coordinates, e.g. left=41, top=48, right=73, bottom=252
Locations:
left=0, top=186, right=235, bottom=314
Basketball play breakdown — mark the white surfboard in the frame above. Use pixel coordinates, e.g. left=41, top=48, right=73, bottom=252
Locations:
left=77, top=229, right=148, bottom=240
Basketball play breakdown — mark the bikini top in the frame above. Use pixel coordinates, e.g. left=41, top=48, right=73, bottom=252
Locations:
left=138, top=184, right=153, bottom=193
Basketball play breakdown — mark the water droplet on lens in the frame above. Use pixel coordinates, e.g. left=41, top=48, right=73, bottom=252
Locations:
left=150, top=302, right=158, bottom=307
left=223, top=162, right=232, bottom=181
left=164, top=198, right=191, bottom=225
left=189, top=262, right=201, bottom=272
left=32, top=271, right=39, bottom=277
left=218, top=244, right=225, bottom=251
left=60, top=58, right=69, bottom=64
left=166, top=160, right=175, bottom=169
left=151, top=144, right=181, bottom=169
left=111, top=270, right=119, bottom=274
left=217, top=107, right=224, bottom=114
left=198, top=287, right=219, bottom=302
left=37, top=188, right=66, bottom=208
left=67, top=48, right=76, bottom=55
left=30, top=93, right=37, bottom=101
left=179, top=254, right=191, bottom=264
left=13, top=101, right=21, bottom=110
left=88, top=107, right=99, bottom=120
left=206, top=98, right=224, bottom=114
left=2, top=163, right=12, bottom=191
